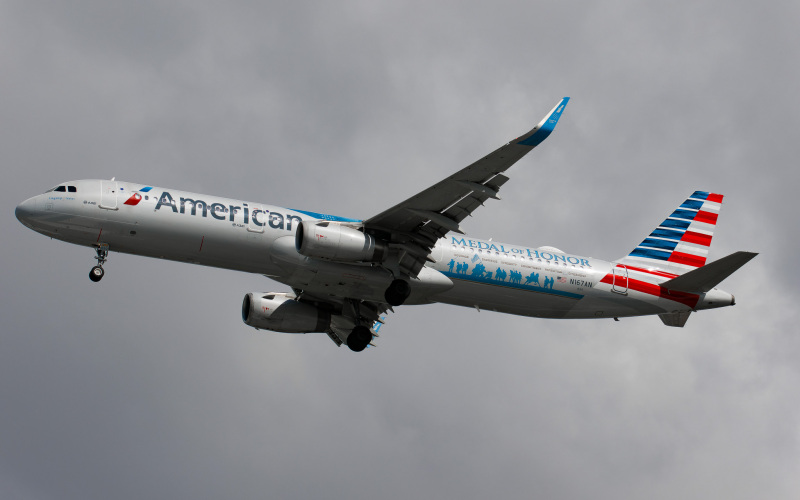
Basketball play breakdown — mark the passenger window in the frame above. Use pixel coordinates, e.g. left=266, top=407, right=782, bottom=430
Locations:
left=54, top=186, right=66, bottom=192
left=68, top=186, right=77, bottom=192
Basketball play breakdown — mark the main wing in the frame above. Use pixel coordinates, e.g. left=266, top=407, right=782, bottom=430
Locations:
left=364, top=97, right=570, bottom=277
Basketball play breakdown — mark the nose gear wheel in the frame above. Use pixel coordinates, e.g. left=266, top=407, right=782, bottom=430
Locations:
left=90, top=244, right=109, bottom=282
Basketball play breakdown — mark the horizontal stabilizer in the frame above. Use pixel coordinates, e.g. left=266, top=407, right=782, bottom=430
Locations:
left=661, top=251, right=758, bottom=293
left=659, top=311, right=692, bottom=327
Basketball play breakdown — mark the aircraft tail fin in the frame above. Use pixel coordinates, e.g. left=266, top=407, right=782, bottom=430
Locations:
left=618, top=191, right=724, bottom=276
left=660, top=251, right=758, bottom=293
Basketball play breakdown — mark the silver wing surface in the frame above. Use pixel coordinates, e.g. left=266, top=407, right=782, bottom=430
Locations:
left=364, top=97, right=570, bottom=277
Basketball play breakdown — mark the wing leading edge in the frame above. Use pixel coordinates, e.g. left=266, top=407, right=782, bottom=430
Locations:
left=365, top=97, right=570, bottom=277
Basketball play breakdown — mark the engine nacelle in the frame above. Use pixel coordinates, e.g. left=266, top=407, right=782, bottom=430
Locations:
left=295, top=221, right=387, bottom=263
left=242, top=292, right=331, bottom=333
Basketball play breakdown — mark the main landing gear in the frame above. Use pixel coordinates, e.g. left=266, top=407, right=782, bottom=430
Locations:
left=346, top=325, right=372, bottom=352
left=342, top=279, right=410, bottom=352
left=343, top=299, right=376, bottom=352
left=89, top=244, right=109, bottom=282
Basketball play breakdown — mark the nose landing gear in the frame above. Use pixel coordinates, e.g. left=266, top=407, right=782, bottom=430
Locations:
left=89, top=244, right=109, bottom=282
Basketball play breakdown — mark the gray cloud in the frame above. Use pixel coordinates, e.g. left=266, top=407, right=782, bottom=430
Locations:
left=1, top=1, right=798, bottom=499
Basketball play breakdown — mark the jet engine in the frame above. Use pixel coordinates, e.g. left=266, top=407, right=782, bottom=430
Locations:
left=242, top=292, right=331, bottom=333
left=295, top=221, right=387, bottom=263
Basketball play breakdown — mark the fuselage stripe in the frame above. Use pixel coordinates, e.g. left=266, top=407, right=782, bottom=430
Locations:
left=667, top=251, right=706, bottom=267
left=600, top=274, right=699, bottom=308
left=621, top=265, right=679, bottom=279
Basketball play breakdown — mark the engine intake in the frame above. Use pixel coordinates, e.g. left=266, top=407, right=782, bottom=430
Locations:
left=242, top=292, right=331, bottom=333
left=295, top=221, right=387, bottom=263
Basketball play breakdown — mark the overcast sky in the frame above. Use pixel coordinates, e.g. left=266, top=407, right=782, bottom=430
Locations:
left=2, top=1, right=798, bottom=499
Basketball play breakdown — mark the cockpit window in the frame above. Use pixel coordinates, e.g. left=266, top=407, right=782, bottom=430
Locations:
left=45, top=185, right=76, bottom=193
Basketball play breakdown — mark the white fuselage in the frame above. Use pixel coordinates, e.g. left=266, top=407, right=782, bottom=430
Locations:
left=15, top=179, right=733, bottom=322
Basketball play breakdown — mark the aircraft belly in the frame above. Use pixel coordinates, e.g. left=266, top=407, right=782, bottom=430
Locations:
left=562, top=287, right=683, bottom=319
left=433, top=278, right=578, bottom=318
left=24, top=205, right=104, bottom=243
left=75, top=209, right=281, bottom=274
left=269, top=235, right=393, bottom=301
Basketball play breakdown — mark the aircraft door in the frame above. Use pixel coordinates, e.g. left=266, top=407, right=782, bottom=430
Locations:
left=248, top=204, right=265, bottom=233
left=612, top=264, right=628, bottom=294
left=99, top=180, right=118, bottom=210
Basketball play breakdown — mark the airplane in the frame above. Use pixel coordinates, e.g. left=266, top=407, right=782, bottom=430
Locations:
left=15, top=97, right=757, bottom=352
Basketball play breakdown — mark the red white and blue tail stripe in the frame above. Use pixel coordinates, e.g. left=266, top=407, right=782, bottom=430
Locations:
left=619, top=191, right=724, bottom=276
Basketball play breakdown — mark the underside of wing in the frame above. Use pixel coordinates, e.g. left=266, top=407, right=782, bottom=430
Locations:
left=364, top=97, right=570, bottom=277
left=293, top=289, right=390, bottom=347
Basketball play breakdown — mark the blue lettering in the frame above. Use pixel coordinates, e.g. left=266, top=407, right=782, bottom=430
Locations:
left=180, top=197, right=207, bottom=217
left=229, top=205, right=241, bottom=222
left=269, top=212, right=285, bottom=229
left=155, top=192, right=177, bottom=213
left=452, top=237, right=467, bottom=246
left=286, top=215, right=302, bottom=231
left=251, top=210, right=265, bottom=227
left=209, top=203, right=226, bottom=221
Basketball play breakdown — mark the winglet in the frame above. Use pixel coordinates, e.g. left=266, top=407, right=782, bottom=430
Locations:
left=516, top=97, right=570, bottom=148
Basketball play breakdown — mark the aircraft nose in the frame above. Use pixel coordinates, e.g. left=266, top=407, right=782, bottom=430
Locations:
left=15, top=196, right=39, bottom=226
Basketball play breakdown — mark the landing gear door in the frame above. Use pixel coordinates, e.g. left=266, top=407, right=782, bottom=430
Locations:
left=612, top=264, right=628, bottom=294
left=248, top=204, right=265, bottom=233
left=99, top=181, right=118, bottom=210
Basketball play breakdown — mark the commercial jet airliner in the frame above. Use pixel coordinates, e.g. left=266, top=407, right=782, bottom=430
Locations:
left=15, top=98, right=757, bottom=351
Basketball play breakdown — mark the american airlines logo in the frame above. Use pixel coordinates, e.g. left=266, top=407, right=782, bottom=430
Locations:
left=152, top=191, right=302, bottom=230
left=124, top=193, right=143, bottom=206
